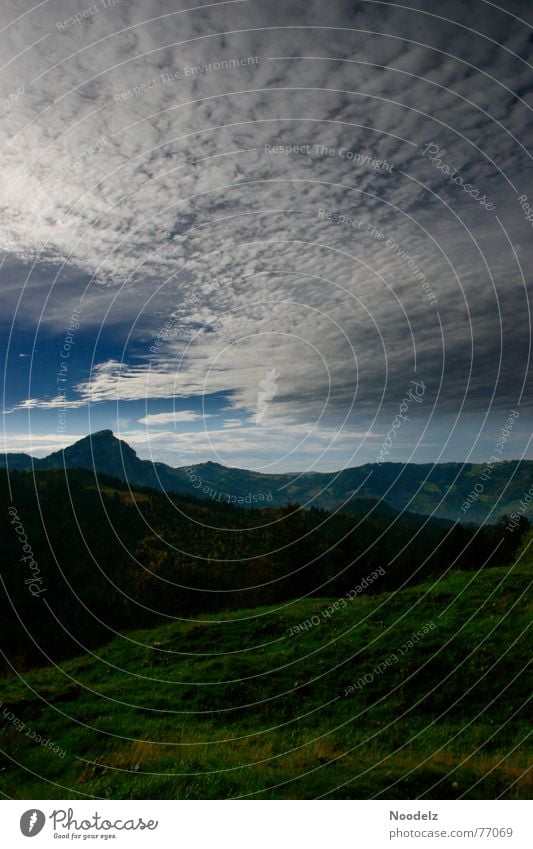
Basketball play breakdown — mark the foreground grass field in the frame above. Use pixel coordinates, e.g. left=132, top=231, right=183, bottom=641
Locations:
left=0, top=547, right=531, bottom=799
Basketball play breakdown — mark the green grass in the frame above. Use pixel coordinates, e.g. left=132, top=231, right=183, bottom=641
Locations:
left=0, top=548, right=531, bottom=799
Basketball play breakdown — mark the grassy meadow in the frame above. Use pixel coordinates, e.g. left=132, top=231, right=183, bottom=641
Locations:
left=0, top=541, right=531, bottom=800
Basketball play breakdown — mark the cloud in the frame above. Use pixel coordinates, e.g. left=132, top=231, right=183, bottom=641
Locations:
left=138, top=410, right=206, bottom=425
left=13, top=396, right=86, bottom=410
left=113, top=422, right=381, bottom=471
left=1, top=0, right=531, bottom=468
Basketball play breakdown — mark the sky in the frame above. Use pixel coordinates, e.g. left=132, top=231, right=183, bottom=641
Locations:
left=1, top=0, right=532, bottom=471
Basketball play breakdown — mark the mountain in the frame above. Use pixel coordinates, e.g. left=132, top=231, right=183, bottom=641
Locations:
left=3, top=430, right=192, bottom=495
left=2, top=429, right=532, bottom=521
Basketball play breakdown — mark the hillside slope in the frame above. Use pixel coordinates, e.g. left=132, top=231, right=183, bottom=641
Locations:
left=1, top=547, right=530, bottom=800
left=2, top=466, right=522, bottom=671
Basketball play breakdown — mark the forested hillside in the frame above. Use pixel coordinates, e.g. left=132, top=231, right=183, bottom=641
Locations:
left=1, top=467, right=527, bottom=671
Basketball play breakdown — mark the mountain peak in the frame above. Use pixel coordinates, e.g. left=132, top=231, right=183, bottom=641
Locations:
left=60, top=429, right=117, bottom=449
left=91, top=429, right=115, bottom=439
left=47, top=429, right=139, bottom=471
left=70, top=430, right=127, bottom=448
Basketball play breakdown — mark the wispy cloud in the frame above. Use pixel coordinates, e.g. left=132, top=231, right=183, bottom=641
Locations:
left=138, top=410, right=206, bottom=425
left=12, top=396, right=86, bottom=411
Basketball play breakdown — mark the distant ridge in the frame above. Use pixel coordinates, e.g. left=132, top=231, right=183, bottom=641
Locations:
left=2, top=430, right=532, bottom=521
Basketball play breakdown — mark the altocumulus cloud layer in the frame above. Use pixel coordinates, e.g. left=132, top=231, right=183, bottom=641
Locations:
left=1, top=0, right=532, bottom=469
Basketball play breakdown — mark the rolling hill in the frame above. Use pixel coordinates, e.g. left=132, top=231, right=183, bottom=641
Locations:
left=0, top=547, right=530, bottom=799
